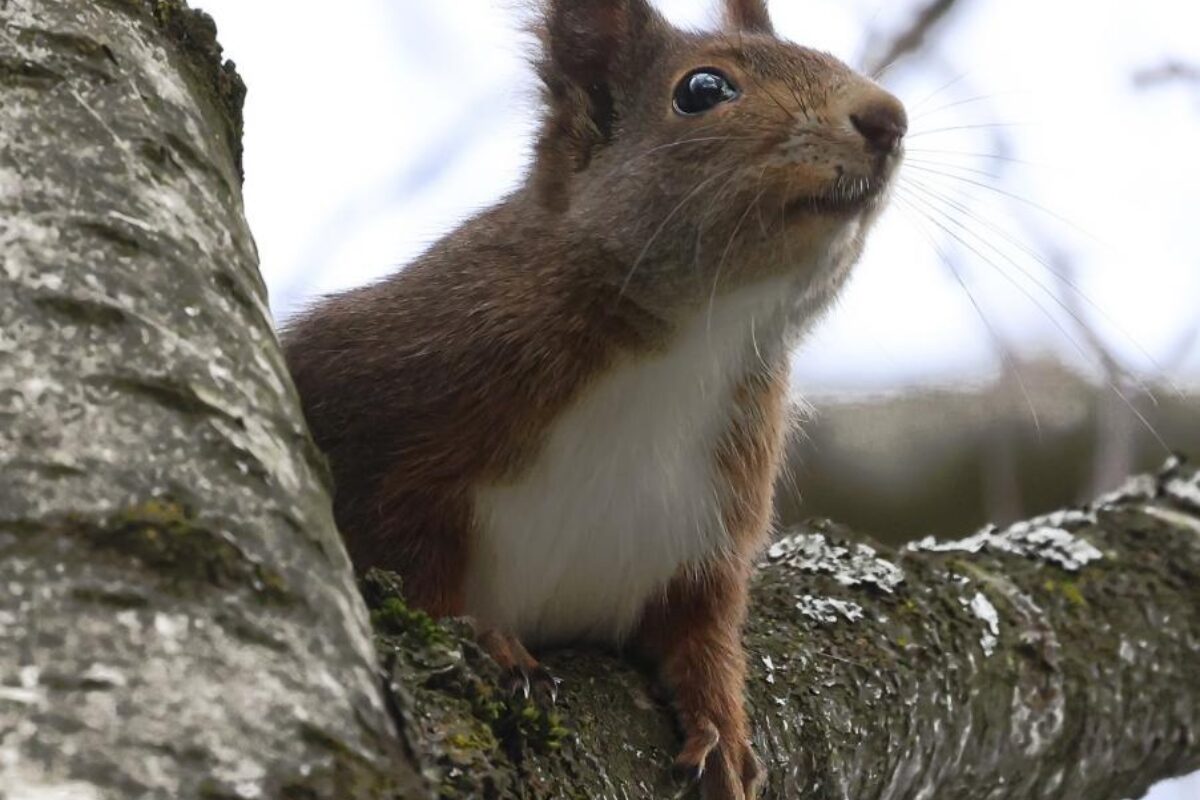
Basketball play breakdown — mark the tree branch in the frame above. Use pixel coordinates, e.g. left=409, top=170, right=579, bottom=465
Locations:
left=373, top=462, right=1200, bottom=799
left=1133, top=59, right=1200, bottom=90
left=859, top=0, right=967, bottom=78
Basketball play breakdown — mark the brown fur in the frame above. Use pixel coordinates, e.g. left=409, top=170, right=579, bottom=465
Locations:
left=285, top=201, right=668, bottom=614
left=283, top=2, right=904, bottom=798
left=635, top=365, right=788, bottom=797
left=724, top=0, right=774, bottom=33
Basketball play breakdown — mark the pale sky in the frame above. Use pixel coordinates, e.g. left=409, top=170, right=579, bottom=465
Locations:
left=199, top=2, right=1199, bottom=796
left=203, top=0, right=1200, bottom=396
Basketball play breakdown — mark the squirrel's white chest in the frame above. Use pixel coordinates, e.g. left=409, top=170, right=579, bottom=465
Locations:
left=466, top=279, right=793, bottom=646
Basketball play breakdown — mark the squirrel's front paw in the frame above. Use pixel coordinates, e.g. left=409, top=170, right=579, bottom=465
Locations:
left=674, top=718, right=764, bottom=800
left=499, top=662, right=561, bottom=705
left=474, top=627, right=561, bottom=705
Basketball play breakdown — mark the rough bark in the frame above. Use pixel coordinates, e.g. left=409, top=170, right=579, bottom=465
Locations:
left=0, top=1, right=419, bottom=797
left=3, top=2, right=1199, bottom=800
left=373, top=464, right=1200, bottom=800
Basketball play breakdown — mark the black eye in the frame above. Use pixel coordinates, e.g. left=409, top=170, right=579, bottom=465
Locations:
left=673, top=69, right=739, bottom=115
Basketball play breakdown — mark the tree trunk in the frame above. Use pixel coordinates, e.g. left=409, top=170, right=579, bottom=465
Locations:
left=3, top=2, right=1198, bottom=799
left=0, top=1, right=418, bottom=796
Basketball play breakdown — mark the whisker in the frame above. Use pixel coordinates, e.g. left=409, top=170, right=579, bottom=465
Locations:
left=782, top=74, right=812, bottom=120
left=904, top=156, right=1006, bottom=180
left=893, top=196, right=1044, bottom=435
left=899, top=174, right=1180, bottom=390
left=904, top=148, right=1044, bottom=168
left=635, top=135, right=761, bottom=159
left=708, top=173, right=769, bottom=333
left=911, top=92, right=1019, bottom=122
left=908, top=122, right=1028, bottom=138
left=895, top=187, right=1172, bottom=451
left=856, top=0, right=889, bottom=66
left=896, top=186, right=1098, bottom=366
left=619, top=166, right=739, bottom=301
left=692, top=166, right=749, bottom=278
left=869, top=53, right=906, bottom=83
left=901, top=163, right=1101, bottom=241
left=907, top=71, right=972, bottom=114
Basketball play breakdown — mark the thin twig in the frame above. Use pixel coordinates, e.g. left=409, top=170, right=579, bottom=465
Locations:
left=1132, top=59, right=1200, bottom=90
left=861, top=0, right=967, bottom=78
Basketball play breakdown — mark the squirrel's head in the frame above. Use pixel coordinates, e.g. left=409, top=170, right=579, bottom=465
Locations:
left=531, top=0, right=906, bottom=313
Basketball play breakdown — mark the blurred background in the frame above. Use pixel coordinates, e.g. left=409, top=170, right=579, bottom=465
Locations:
left=199, top=1, right=1199, bottom=797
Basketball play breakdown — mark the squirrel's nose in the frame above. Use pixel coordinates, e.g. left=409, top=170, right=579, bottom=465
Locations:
left=850, top=94, right=908, bottom=154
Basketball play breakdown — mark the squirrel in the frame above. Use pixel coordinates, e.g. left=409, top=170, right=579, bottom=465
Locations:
left=282, top=1, right=905, bottom=797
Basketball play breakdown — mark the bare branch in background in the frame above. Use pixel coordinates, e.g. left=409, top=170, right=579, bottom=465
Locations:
left=899, top=40, right=1162, bottom=509
left=900, top=95, right=1035, bottom=522
left=1038, top=245, right=1141, bottom=497
left=1162, top=323, right=1200, bottom=372
left=860, top=0, right=967, bottom=77
left=1133, top=59, right=1200, bottom=90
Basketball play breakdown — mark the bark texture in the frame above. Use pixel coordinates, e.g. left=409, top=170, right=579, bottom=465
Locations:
left=3, top=2, right=1199, bottom=800
left=372, top=464, right=1200, bottom=800
left=0, top=1, right=418, bottom=797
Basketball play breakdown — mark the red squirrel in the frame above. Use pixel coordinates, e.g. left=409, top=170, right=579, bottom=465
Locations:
left=283, top=1, right=905, bottom=797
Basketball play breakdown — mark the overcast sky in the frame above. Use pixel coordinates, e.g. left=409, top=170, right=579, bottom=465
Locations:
left=198, top=2, right=1198, bottom=795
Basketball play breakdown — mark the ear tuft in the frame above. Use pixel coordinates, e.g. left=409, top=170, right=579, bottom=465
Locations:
left=724, top=0, right=774, bottom=33
left=545, top=0, right=629, bottom=88
left=532, top=0, right=664, bottom=211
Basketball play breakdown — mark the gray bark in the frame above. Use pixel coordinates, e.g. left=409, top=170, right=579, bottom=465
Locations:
left=374, top=466, right=1200, bottom=800
left=3, top=2, right=1199, bottom=800
left=0, top=1, right=418, bottom=797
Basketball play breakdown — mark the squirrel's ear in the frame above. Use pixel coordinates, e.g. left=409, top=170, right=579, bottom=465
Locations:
left=724, top=0, right=774, bottom=33
left=541, top=0, right=660, bottom=90
left=533, top=0, right=666, bottom=209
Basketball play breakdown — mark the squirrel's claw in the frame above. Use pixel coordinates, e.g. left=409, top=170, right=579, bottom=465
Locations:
left=500, top=663, right=560, bottom=706
left=501, top=666, right=532, bottom=700
left=673, top=718, right=720, bottom=781
left=530, top=664, right=562, bottom=705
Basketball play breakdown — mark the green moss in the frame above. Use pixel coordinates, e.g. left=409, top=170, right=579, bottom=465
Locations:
left=445, top=728, right=498, bottom=753
left=363, top=569, right=578, bottom=796
left=76, top=499, right=291, bottom=602
left=1044, top=578, right=1089, bottom=608
left=360, top=569, right=453, bottom=648
left=286, top=723, right=409, bottom=800
left=466, top=680, right=505, bottom=726
left=495, top=698, right=569, bottom=755
left=371, top=597, right=451, bottom=645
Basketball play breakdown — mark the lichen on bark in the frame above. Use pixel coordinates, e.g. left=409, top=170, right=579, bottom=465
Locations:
left=366, top=460, right=1200, bottom=799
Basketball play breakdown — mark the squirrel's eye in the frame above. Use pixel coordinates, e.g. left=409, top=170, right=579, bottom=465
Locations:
left=673, top=69, right=739, bottom=115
